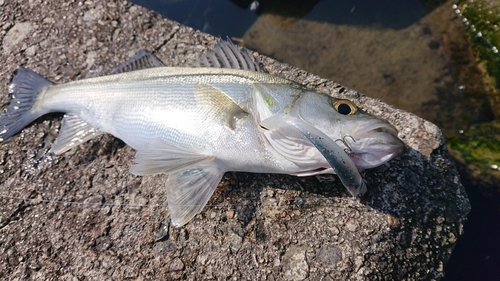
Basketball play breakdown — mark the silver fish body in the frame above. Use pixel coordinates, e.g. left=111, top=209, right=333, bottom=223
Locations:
left=0, top=41, right=405, bottom=226
left=42, top=67, right=309, bottom=174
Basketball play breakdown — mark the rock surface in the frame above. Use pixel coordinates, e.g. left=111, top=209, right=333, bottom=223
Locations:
left=0, top=0, right=470, bottom=280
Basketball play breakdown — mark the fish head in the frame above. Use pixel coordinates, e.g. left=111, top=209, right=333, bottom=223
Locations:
left=293, top=92, right=406, bottom=169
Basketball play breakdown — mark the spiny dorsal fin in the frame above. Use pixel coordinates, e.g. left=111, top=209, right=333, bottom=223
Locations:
left=186, top=39, right=261, bottom=72
left=111, top=50, right=165, bottom=74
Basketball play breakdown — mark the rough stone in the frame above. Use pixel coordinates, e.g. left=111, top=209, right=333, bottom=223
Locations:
left=0, top=0, right=470, bottom=280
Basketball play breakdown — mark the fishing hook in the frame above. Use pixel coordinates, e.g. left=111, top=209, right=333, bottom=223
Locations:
left=334, top=135, right=356, bottom=157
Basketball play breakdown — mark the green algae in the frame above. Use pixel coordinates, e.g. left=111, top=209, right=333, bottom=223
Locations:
left=448, top=121, right=500, bottom=191
left=457, top=0, right=500, bottom=115
left=449, top=1, right=500, bottom=192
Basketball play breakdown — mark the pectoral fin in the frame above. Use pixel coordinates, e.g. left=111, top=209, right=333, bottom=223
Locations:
left=260, top=114, right=366, bottom=197
left=195, top=83, right=248, bottom=130
left=251, top=83, right=274, bottom=122
left=166, top=161, right=224, bottom=227
left=50, top=113, right=102, bottom=155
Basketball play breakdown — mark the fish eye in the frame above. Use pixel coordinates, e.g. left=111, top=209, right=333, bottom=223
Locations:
left=332, top=99, right=357, bottom=115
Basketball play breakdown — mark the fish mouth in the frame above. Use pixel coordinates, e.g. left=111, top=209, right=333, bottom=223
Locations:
left=354, top=119, right=399, bottom=137
left=347, top=120, right=406, bottom=169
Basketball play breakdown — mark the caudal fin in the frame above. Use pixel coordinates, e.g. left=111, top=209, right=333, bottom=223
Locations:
left=0, top=67, right=52, bottom=141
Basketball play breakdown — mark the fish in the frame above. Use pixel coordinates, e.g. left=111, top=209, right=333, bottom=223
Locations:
left=0, top=40, right=405, bottom=227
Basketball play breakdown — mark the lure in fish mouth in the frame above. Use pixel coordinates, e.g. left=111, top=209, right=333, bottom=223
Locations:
left=260, top=114, right=369, bottom=198
left=0, top=39, right=406, bottom=227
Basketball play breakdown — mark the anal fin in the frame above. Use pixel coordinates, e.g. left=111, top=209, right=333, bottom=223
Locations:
left=50, top=113, right=102, bottom=155
left=166, top=161, right=224, bottom=227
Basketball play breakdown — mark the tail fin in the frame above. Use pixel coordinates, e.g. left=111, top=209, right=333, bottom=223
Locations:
left=0, top=67, right=52, bottom=141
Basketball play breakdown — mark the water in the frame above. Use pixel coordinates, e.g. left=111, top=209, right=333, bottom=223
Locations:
left=130, top=0, right=259, bottom=37
left=126, top=0, right=500, bottom=279
left=444, top=174, right=500, bottom=280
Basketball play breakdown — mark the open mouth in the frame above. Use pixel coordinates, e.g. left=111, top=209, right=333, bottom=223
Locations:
left=348, top=121, right=406, bottom=169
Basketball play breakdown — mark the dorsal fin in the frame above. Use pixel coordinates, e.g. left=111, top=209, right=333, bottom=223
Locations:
left=111, top=50, right=165, bottom=74
left=186, top=39, right=261, bottom=72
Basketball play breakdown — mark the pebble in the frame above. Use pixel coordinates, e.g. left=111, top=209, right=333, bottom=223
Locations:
left=283, top=245, right=309, bottom=281
left=329, top=226, right=340, bottom=235
left=25, top=45, right=38, bottom=56
left=83, top=8, right=103, bottom=22
left=226, top=210, right=235, bottom=219
left=169, top=258, right=185, bottom=272
left=2, top=22, right=33, bottom=52
left=2, top=22, right=12, bottom=30
left=316, top=244, right=343, bottom=268
left=346, top=220, right=358, bottom=232
left=85, top=51, right=97, bottom=69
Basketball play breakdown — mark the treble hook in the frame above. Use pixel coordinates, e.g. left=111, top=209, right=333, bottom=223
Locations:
left=334, top=135, right=356, bottom=157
